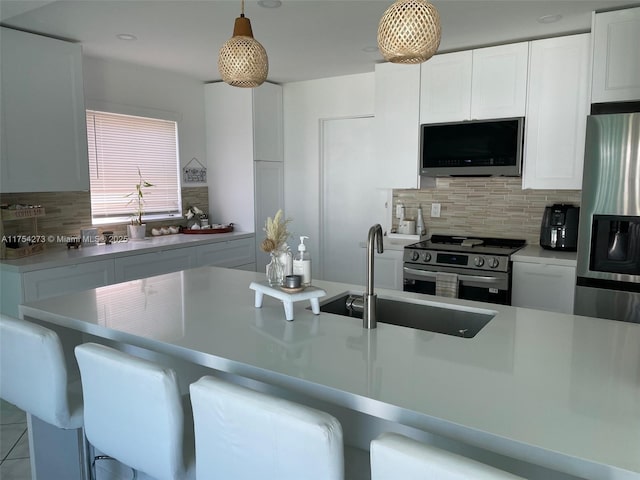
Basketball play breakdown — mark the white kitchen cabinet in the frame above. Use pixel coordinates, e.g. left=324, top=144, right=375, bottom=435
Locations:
left=205, top=82, right=284, bottom=270
left=420, top=43, right=528, bottom=123
left=114, top=247, right=197, bottom=282
left=591, top=7, right=640, bottom=103
left=374, top=62, right=421, bottom=188
left=420, top=51, right=472, bottom=124
left=523, top=34, right=591, bottom=190
left=375, top=249, right=404, bottom=291
left=512, top=261, right=576, bottom=314
left=0, top=260, right=114, bottom=317
left=23, top=260, right=115, bottom=303
left=0, top=27, right=89, bottom=193
left=196, top=236, right=256, bottom=269
left=254, top=161, right=284, bottom=270
left=355, top=247, right=404, bottom=291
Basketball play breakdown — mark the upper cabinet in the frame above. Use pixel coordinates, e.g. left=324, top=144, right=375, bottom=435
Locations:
left=523, top=34, right=591, bottom=190
left=591, top=6, right=640, bottom=104
left=0, top=27, right=89, bottom=193
left=420, top=42, right=528, bottom=123
left=374, top=62, right=421, bottom=188
left=253, top=83, right=283, bottom=162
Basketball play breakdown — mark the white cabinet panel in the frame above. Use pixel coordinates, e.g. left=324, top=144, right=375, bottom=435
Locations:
left=253, top=83, right=283, bottom=162
left=420, top=43, right=528, bottom=124
left=592, top=7, right=640, bottom=103
left=471, top=42, right=529, bottom=119
left=0, top=27, right=89, bottom=193
left=512, top=261, right=576, bottom=314
left=254, top=161, right=284, bottom=270
left=114, top=247, right=196, bottom=282
left=196, top=237, right=256, bottom=269
left=523, top=34, right=591, bottom=190
left=375, top=250, right=404, bottom=291
left=23, top=260, right=115, bottom=303
left=420, top=51, right=472, bottom=123
left=374, top=62, right=420, bottom=188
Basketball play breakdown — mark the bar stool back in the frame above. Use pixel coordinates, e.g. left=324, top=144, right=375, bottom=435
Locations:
left=75, top=342, right=194, bottom=480
left=0, top=314, right=83, bottom=429
left=370, top=433, right=525, bottom=480
left=190, top=375, right=345, bottom=480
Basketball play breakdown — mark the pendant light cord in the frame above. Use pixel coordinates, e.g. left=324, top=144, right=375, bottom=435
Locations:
left=241, top=0, right=245, bottom=17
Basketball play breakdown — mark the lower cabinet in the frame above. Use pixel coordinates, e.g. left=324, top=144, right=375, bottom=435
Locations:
left=512, top=261, right=576, bottom=314
left=357, top=248, right=404, bottom=290
left=114, top=247, right=197, bottom=283
left=1, top=236, right=256, bottom=317
left=197, top=236, right=256, bottom=270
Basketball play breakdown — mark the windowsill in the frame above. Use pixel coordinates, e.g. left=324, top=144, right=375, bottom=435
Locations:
left=92, top=213, right=184, bottom=226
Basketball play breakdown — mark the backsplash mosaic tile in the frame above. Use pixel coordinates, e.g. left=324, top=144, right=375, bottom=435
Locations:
left=0, top=187, right=209, bottom=245
left=393, top=177, right=581, bottom=245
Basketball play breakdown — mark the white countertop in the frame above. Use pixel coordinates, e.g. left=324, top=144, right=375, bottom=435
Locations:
left=511, top=245, right=578, bottom=267
left=20, top=267, right=639, bottom=480
left=0, top=231, right=254, bottom=272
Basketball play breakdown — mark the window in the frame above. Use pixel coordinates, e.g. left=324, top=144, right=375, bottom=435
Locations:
left=86, top=110, right=182, bottom=224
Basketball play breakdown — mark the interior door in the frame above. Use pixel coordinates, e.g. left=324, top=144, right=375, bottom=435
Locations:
left=321, top=116, right=381, bottom=284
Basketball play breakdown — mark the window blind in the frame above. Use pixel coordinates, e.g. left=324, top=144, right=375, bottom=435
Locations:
left=86, top=110, right=181, bottom=221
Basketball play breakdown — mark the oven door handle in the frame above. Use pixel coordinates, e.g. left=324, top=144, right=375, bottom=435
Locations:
left=403, top=267, right=500, bottom=284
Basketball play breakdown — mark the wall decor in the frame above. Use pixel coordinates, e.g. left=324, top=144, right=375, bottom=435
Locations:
left=183, top=158, right=207, bottom=183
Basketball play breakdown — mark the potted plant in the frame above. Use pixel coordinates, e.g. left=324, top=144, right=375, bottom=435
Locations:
left=126, top=168, right=153, bottom=240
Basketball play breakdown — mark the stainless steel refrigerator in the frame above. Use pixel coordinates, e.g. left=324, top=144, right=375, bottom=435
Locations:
left=575, top=112, right=640, bottom=322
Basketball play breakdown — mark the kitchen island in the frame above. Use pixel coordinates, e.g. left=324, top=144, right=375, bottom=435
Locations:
left=20, top=266, right=640, bottom=480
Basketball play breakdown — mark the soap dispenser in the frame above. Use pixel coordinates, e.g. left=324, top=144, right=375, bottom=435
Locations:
left=293, top=236, right=312, bottom=286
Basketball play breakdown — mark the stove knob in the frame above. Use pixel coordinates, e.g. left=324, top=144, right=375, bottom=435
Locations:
left=488, top=257, right=500, bottom=269
left=422, top=252, right=431, bottom=262
left=411, top=251, right=420, bottom=261
left=474, top=256, right=485, bottom=267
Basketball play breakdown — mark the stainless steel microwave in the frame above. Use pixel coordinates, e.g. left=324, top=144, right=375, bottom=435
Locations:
left=420, top=117, right=524, bottom=177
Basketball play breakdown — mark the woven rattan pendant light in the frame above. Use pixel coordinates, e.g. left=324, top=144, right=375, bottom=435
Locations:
left=218, top=0, right=268, bottom=88
left=377, top=0, right=441, bottom=64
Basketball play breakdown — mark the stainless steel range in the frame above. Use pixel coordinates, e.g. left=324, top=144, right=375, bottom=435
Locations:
left=403, top=235, right=526, bottom=305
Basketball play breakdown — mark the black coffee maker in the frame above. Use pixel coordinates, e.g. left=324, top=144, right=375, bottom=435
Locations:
left=540, top=204, right=580, bottom=251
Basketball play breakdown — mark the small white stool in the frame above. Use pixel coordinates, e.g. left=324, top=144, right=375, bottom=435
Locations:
left=249, top=281, right=326, bottom=321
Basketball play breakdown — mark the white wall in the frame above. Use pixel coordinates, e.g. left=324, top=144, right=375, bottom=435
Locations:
left=283, top=72, right=375, bottom=261
left=82, top=56, right=207, bottom=190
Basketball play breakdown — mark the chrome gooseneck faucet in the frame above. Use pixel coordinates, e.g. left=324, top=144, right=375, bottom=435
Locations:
left=364, top=224, right=383, bottom=329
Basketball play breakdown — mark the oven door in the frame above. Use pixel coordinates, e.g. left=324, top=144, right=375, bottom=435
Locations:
left=403, top=264, right=511, bottom=305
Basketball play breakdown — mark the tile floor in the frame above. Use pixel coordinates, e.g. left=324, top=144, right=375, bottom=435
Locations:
left=0, top=399, right=31, bottom=480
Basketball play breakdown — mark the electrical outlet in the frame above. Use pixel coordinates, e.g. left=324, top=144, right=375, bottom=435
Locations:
left=431, top=203, right=441, bottom=218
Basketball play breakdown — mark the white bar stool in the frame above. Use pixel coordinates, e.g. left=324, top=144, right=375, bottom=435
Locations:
left=0, top=314, right=86, bottom=479
left=74, top=342, right=195, bottom=480
left=370, top=433, right=525, bottom=480
left=189, top=375, right=345, bottom=480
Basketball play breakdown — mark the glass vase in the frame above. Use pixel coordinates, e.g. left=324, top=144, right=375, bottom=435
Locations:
left=266, top=251, right=285, bottom=287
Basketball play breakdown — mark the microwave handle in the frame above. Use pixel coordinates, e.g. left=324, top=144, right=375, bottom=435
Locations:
left=403, top=267, right=500, bottom=284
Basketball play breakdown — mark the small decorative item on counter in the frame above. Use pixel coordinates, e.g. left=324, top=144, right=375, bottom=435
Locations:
left=126, top=168, right=153, bottom=241
left=260, top=209, right=292, bottom=286
left=103, top=231, right=114, bottom=245
left=184, top=205, right=206, bottom=229
left=292, top=236, right=312, bottom=286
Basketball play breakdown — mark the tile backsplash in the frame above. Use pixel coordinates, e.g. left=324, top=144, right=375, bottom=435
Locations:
left=393, top=177, right=581, bottom=245
left=1, top=187, right=209, bottom=243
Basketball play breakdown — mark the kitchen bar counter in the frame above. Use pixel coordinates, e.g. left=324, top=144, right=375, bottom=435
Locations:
left=0, top=231, right=254, bottom=272
left=20, top=267, right=640, bottom=480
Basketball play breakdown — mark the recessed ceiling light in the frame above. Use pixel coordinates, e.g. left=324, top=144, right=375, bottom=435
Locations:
left=116, top=33, right=137, bottom=41
left=537, top=14, right=563, bottom=24
left=258, top=0, right=282, bottom=8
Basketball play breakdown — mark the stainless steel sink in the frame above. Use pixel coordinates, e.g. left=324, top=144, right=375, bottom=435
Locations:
left=317, top=293, right=495, bottom=338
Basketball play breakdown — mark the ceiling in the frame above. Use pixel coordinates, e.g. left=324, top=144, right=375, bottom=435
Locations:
left=0, top=0, right=635, bottom=83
